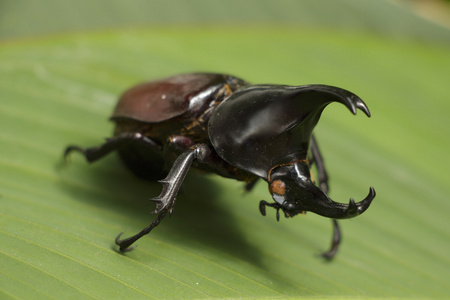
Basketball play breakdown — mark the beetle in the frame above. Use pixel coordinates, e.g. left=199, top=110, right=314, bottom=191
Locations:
left=65, top=73, right=375, bottom=259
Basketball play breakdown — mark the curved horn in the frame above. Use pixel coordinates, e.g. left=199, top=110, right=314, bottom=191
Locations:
left=309, top=186, right=376, bottom=219
left=208, top=84, right=372, bottom=179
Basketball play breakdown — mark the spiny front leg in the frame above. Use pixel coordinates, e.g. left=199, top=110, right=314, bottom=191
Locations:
left=151, top=149, right=197, bottom=214
left=115, top=149, right=196, bottom=252
left=310, top=135, right=341, bottom=260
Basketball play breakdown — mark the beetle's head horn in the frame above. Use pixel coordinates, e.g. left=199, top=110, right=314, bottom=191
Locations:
left=262, top=161, right=375, bottom=220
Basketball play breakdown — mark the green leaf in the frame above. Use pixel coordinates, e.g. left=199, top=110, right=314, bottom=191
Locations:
left=1, top=28, right=449, bottom=299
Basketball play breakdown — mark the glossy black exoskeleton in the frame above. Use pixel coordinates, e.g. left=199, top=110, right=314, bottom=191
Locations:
left=65, top=73, right=375, bottom=259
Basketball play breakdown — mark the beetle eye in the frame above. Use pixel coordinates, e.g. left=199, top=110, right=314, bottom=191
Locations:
left=269, top=180, right=286, bottom=196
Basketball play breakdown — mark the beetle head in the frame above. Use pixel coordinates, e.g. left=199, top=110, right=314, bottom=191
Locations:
left=261, top=161, right=375, bottom=220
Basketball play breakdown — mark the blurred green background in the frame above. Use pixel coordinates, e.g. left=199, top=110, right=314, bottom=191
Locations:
left=1, top=0, right=450, bottom=42
left=1, top=0, right=449, bottom=299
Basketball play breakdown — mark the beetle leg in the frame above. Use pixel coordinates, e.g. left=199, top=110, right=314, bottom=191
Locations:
left=64, top=132, right=160, bottom=163
left=310, top=135, right=341, bottom=260
left=150, top=149, right=196, bottom=214
left=310, top=134, right=329, bottom=194
left=115, top=149, right=197, bottom=252
left=244, top=178, right=259, bottom=192
left=320, top=219, right=341, bottom=260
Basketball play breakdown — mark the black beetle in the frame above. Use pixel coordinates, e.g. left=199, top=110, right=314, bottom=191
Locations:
left=65, top=73, right=375, bottom=259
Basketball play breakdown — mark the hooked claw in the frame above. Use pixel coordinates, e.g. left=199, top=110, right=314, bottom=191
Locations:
left=115, top=232, right=138, bottom=252
left=115, top=208, right=169, bottom=252
left=63, top=146, right=85, bottom=162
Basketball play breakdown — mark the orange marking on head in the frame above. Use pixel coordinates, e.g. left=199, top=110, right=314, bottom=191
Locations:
left=270, top=180, right=286, bottom=195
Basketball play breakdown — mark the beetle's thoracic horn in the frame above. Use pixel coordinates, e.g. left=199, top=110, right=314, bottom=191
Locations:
left=311, top=186, right=376, bottom=219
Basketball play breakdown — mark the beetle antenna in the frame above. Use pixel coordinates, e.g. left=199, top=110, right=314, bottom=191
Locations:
left=259, top=200, right=283, bottom=221
left=259, top=201, right=267, bottom=216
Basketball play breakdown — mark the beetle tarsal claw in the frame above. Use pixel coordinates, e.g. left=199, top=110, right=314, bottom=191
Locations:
left=115, top=232, right=138, bottom=252
left=115, top=209, right=169, bottom=252
left=63, top=146, right=85, bottom=161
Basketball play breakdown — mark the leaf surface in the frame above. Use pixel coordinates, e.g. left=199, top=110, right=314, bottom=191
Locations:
left=1, top=27, right=449, bottom=299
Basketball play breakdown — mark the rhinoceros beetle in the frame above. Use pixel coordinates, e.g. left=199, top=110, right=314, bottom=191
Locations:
left=65, top=73, right=375, bottom=259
